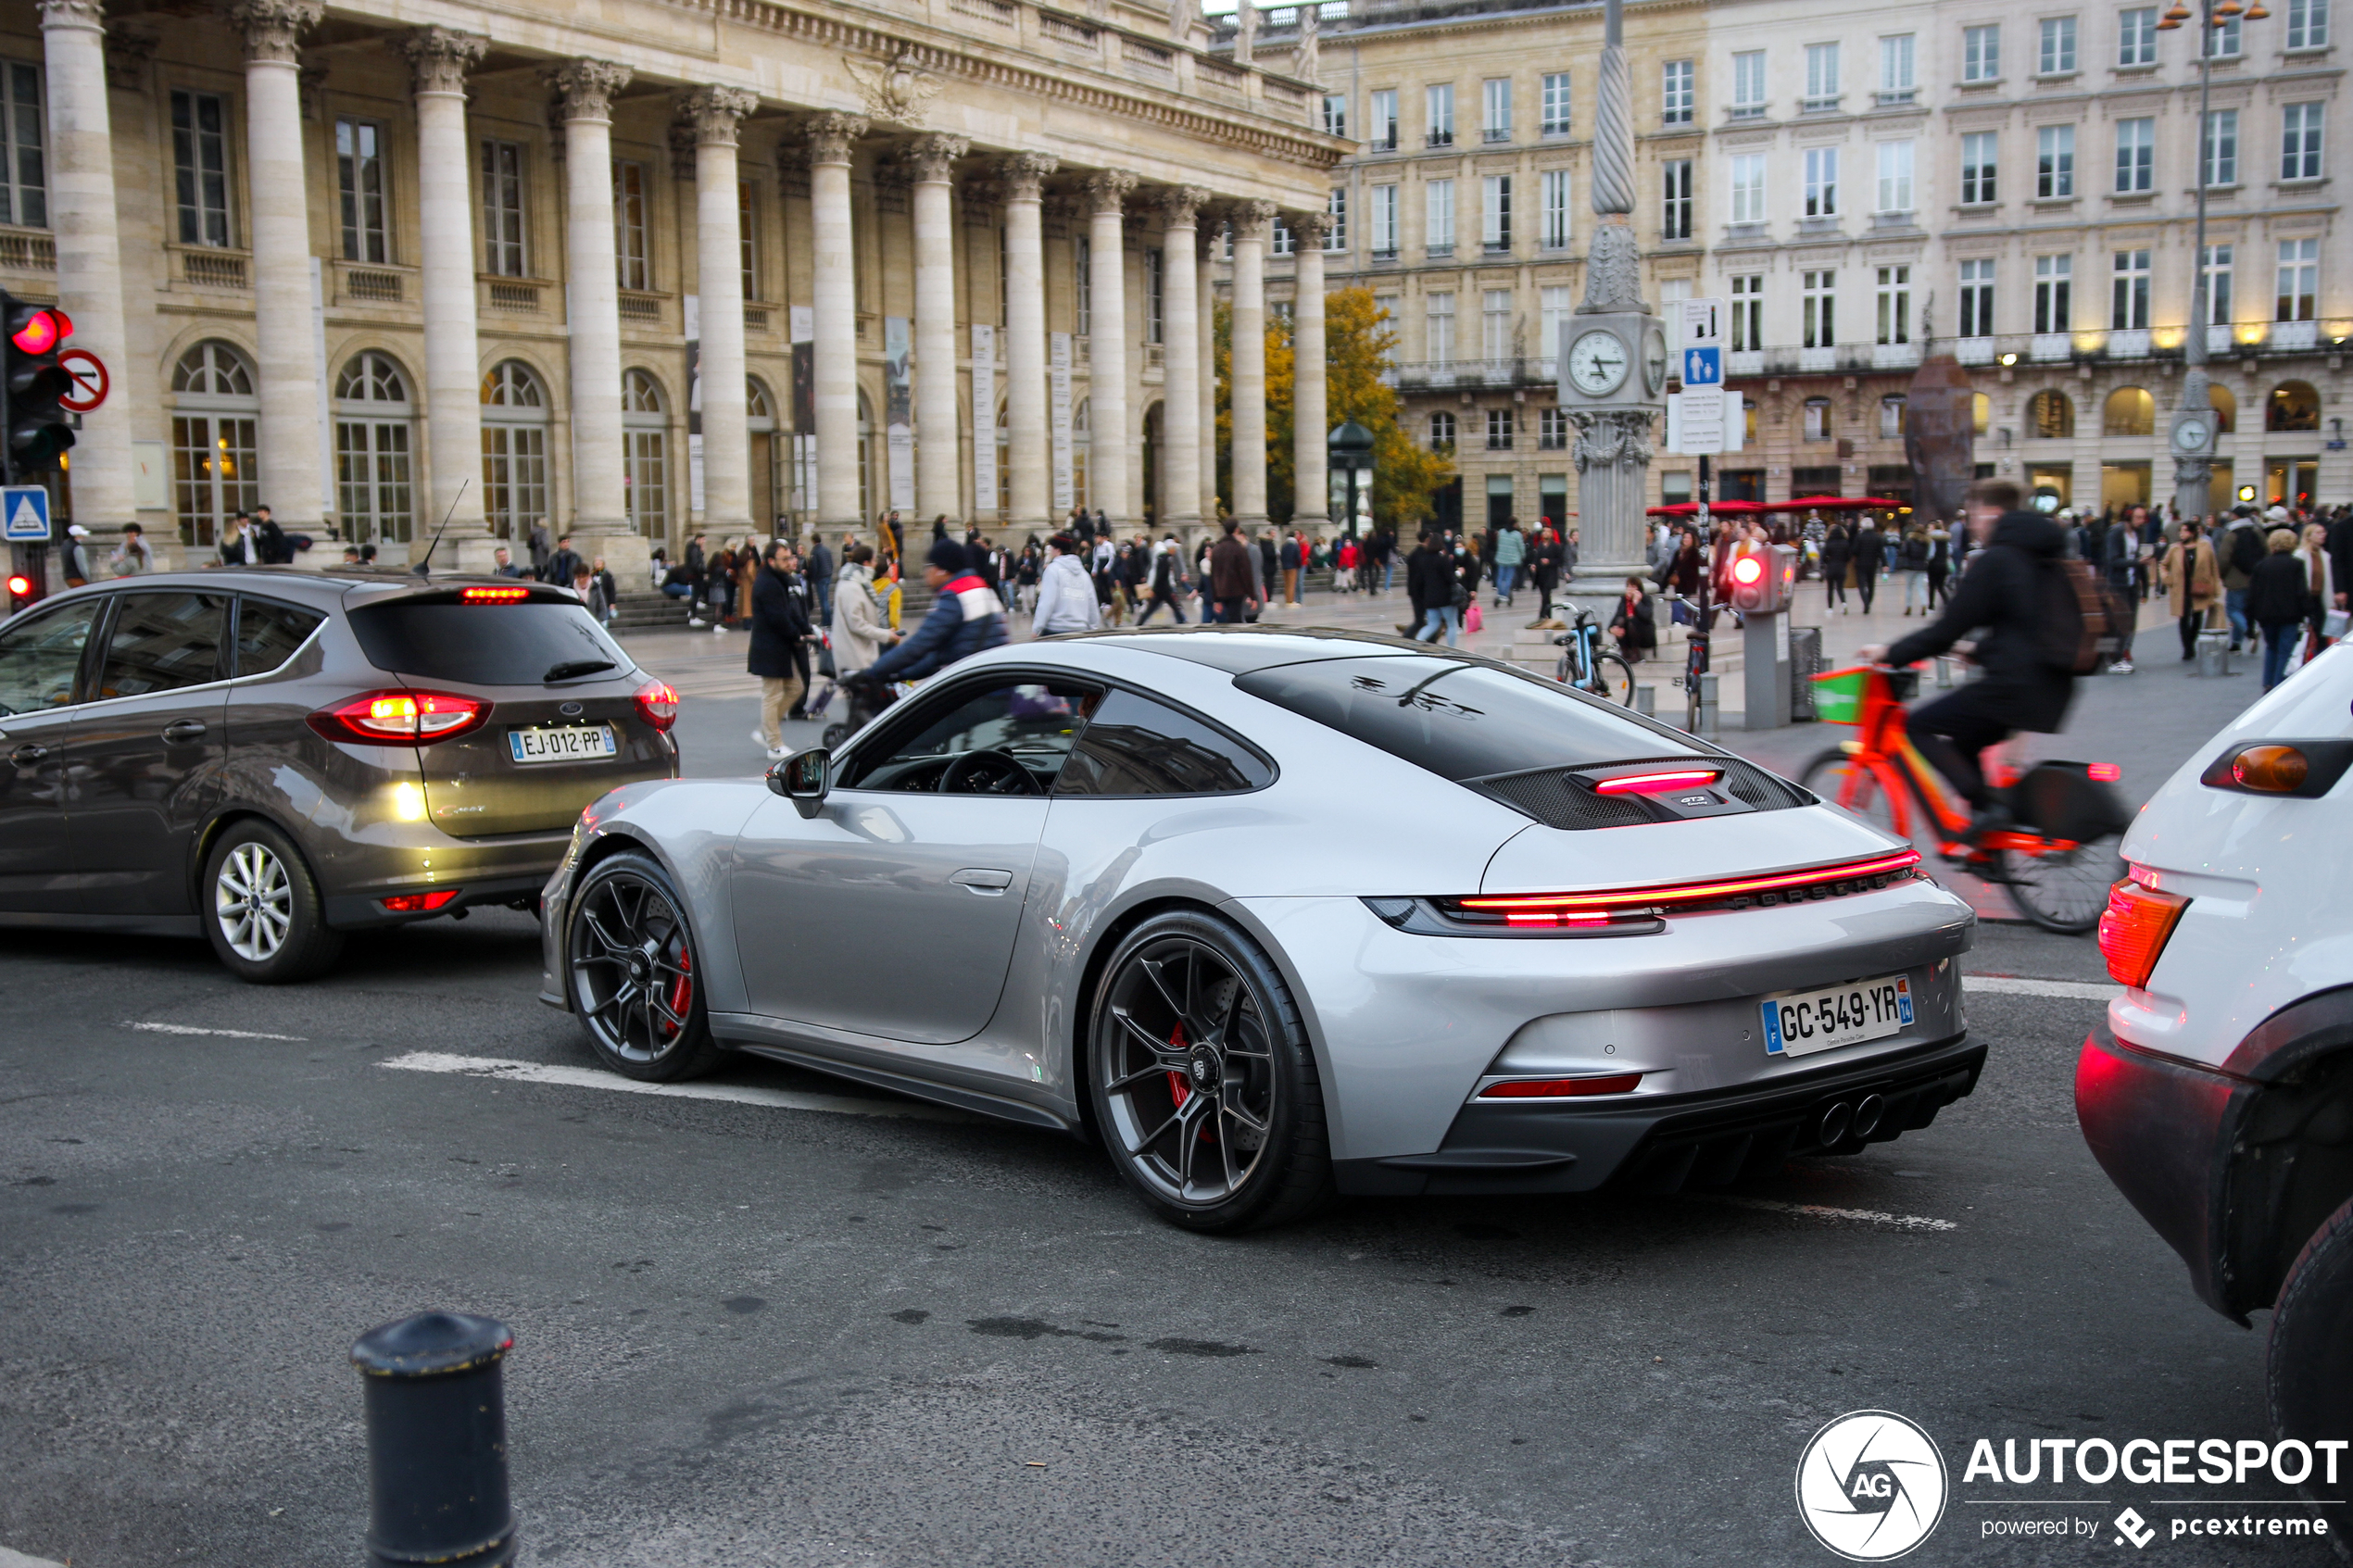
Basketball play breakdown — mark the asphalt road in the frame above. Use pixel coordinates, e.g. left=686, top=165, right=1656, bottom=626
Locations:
left=2, top=648, right=2324, bottom=1567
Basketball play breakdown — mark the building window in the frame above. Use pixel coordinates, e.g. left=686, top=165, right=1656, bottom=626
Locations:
left=1075, top=233, right=1091, bottom=337
left=1272, top=216, right=1292, bottom=256
left=613, top=160, right=649, bottom=291
left=2203, top=243, right=2233, bottom=324
left=1541, top=285, right=1570, bottom=364
left=623, top=369, right=668, bottom=539
left=1877, top=141, right=1915, bottom=212
left=2037, top=125, right=2075, bottom=198
left=1482, top=175, right=1512, bottom=253
left=1803, top=397, right=1832, bottom=441
left=2214, top=14, right=2243, bottom=54
left=1370, top=88, right=1398, bottom=151
left=1540, top=407, right=1568, bottom=449
left=738, top=181, right=759, bottom=300
left=2283, top=104, right=2325, bottom=181
left=2112, top=248, right=2151, bottom=329
left=1805, top=147, right=1839, bottom=217
left=170, top=90, right=233, bottom=248
left=2278, top=237, right=2320, bottom=321
left=1963, top=23, right=2001, bottom=81
left=480, top=360, right=549, bottom=543
left=2030, top=388, right=2074, bottom=438
left=1880, top=33, right=1916, bottom=96
left=2202, top=108, right=2238, bottom=187
left=2039, top=15, right=2078, bottom=72
left=2119, top=6, right=2158, bottom=65
left=1959, top=257, right=1995, bottom=337
left=1730, top=273, right=1763, bottom=349
left=1345, top=184, right=1383, bottom=260
left=1879, top=395, right=1906, bottom=438
left=1732, top=50, right=1768, bottom=112
left=1876, top=265, right=1911, bottom=344
left=1731, top=154, right=1766, bottom=223
left=170, top=341, right=259, bottom=547
left=1962, top=132, right=1998, bottom=204
left=1483, top=77, right=1512, bottom=142
left=1144, top=248, right=1162, bottom=344
left=2287, top=0, right=2330, bottom=48
left=1326, top=188, right=1346, bottom=249
left=1323, top=93, right=1347, bottom=137
left=1541, top=72, right=1571, bottom=136
left=1661, top=160, right=1692, bottom=239
left=1428, top=293, right=1455, bottom=366
left=334, top=117, right=389, bottom=264
left=1803, top=270, right=1836, bottom=347
left=2033, top=253, right=2072, bottom=333
left=1427, top=83, right=1454, bottom=146
left=2115, top=118, right=2154, bottom=193
left=1536, top=170, right=1569, bottom=250
left=1662, top=59, right=1694, bottom=125
left=0, top=63, right=44, bottom=230
left=481, top=140, right=526, bottom=277
left=1804, top=43, right=1841, bottom=107
left=1429, top=410, right=1455, bottom=451
left=1427, top=179, right=1454, bottom=253
left=1486, top=408, right=1514, bottom=450
left=1482, top=288, right=1512, bottom=362
left=333, top=351, right=414, bottom=545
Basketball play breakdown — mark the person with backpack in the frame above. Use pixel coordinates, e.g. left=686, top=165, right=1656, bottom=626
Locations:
left=2218, top=504, right=2268, bottom=652
left=1859, top=479, right=2087, bottom=844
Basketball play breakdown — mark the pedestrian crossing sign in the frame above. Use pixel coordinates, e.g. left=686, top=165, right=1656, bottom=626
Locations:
left=1, top=485, right=48, bottom=542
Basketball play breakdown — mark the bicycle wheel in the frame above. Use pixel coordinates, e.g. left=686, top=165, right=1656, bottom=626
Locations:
left=1586, top=653, right=1639, bottom=706
left=1996, top=835, right=2123, bottom=935
left=1798, top=746, right=1908, bottom=844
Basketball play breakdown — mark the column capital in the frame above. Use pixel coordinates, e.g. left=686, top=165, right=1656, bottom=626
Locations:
left=903, top=133, right=968, bottom=184
left=994, top=152, right=1058, bottom=202
left=37, top=0, right=106, bottom=34
left=802, top=111, right=869, bottom=166
left=1232, top=199, right=1278, bottom=242
left=401, top=27, right=488, bottom=97
left=1157, top=185, right=1212, bottom=231
left=1084, top=169, right=1139, bottom=216
left=226, top=0, right=321, bottom=66
left=679, top=84, right=759, bottom=146
left=545, top=58, right=632, bottom=122
left=1287, top=209, right=1334, bottom=246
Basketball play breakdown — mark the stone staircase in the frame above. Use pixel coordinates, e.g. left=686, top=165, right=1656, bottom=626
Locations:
left=610, top=591, right=695, bottom=631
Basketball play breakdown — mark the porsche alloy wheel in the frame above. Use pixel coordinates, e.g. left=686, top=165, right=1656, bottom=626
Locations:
left=568, top=853, right=722, bottom=1082
left=1088, top=910, right=1333, bottom=1233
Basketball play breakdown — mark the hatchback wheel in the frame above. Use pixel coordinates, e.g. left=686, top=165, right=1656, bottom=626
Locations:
left=203, top=821, right=345, bottom=984
left=2271, top=1195, right=2353, bottom=1540
left=567, top=851, right=722, bottom=1082
left=1087, top=910, right=1333, bottom=1233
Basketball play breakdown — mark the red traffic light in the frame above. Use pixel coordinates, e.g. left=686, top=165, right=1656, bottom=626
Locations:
left=9, top=307, right=69, bottom=356
left=6, top=572, right=31, bottom=597
left=1730, top=555, right=1765, bottom=585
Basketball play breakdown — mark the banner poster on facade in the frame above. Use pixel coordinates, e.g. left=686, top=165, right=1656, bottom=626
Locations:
left=789, top=307, right=815, bottom=515
left=971, top=324, right=998, bottom=516
left=1049, top=332, right=1074, bottom=516
left=885, top=316, right=914, bottom=511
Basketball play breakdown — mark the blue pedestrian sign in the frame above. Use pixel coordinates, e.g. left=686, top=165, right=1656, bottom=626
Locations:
left=1683, top=345, right=1723, bottom=387
left=1, top=485, right=48, bottom=542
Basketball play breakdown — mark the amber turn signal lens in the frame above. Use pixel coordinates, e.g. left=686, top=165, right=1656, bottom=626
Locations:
left=2098, top=878, right=2190, bottom=989
left=2230, top=745, right=2309, bottom=793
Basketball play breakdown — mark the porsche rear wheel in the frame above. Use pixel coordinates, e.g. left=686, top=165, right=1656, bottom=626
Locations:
left=567, top=852, right=723, bottom=1082
left=1088, top=910, right=1334, bottom=1233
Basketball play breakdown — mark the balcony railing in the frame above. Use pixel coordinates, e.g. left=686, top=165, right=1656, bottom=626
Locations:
left=1390, top=358, right=1554, bottom=389
left=1427, top=130, right=1454, bottom=147
left=1770, top=323, right=2353, bottom=376
left=0, top=227, right=55, bottom=270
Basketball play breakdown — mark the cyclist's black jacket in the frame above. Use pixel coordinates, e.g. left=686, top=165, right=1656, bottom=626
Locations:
left=1885, top=508, right=2074, bottom=733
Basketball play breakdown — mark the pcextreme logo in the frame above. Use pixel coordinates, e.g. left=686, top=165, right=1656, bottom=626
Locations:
left=1795, top=1411, right=1952, bottom=1562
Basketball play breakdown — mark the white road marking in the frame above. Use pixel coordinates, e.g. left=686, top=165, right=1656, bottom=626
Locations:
left=1706, top=1196, right=1959, bottom=1232
left=376, top=1051, right=975, bottom=1123
left=1962, top=974, right=2120, bottom=1002
left=122, top=1021, right=308, bottom=1041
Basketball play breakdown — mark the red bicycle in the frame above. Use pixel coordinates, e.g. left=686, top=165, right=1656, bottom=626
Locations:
left=1796, top=665, right=2127, bottom=934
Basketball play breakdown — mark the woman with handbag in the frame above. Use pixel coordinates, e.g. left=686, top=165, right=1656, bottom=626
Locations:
left=2297, top=522, right=2340, bottom=659
left=2161, top=521, right=2222, bottom=660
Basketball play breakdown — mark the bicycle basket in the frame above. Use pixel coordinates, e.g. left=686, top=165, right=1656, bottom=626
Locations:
left=1810, top=667, right=1870, bottom=725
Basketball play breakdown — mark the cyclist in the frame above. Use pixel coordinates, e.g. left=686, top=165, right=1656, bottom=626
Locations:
left=857, top=539, right=1009, bottom=684
left=1858, top=478, right=2078, bottom=843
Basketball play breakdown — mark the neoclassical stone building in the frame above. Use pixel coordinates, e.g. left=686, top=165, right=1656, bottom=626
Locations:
left=13, top=0, right=1343, bottom=570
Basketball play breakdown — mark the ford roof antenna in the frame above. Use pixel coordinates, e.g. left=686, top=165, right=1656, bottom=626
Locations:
left=410, top=478, right=472, bottom=578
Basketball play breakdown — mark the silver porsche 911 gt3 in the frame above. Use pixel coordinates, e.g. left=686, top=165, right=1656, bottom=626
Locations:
left=538, top=628, right=1982, bottom=1232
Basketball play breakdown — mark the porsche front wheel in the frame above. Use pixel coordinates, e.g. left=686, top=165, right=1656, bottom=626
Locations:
left=1087, top=910, right=1334, bottom=1233
left=566, top=851, right=723, bottom=1083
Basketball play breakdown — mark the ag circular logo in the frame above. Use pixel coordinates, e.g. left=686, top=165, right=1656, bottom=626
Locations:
left=1794, top=1410, right=1949, bottom=1561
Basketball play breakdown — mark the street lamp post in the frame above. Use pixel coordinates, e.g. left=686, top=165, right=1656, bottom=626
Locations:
left=2158, top=0, right=2267, bottom=522
left=1327, top=420, right=1376, bottom=538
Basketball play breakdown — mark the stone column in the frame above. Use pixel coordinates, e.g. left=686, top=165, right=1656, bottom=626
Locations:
left=1196, top=232, right=1218, bottom=523
left=682, top=86, right=759, bottom=537
left=1156, top=189, right=1205, bottom=531
left=38, top=0, right=133, bottom=535
left=805, top=112, right=867, bottom=528
left=908, top=134, right=968, bottom=527
left=402, top=28, right=489, bottom=548
left=229, top=0, right=325, bottom=530
left=1085, top=170, right=1138, bottom=529
left=1288, top=210, right=1331, bottom=533
left=999, top=153, right=1055, bottom=531
left=547, top=59, right=633, bottom=536
left=1227, top=200, right=1274, bottom=529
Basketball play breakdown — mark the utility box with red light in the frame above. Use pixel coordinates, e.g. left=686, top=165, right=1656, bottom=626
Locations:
left=1728, top=543, right=1799, bottom=616
left=1737, top=545, right=1801, bottom=731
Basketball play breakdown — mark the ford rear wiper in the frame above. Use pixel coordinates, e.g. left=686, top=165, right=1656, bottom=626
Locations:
left=544, top=659, right=616, bottom=683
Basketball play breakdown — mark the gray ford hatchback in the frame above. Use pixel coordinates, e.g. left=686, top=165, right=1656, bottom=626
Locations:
left=0, top=568, right=678, bottom=981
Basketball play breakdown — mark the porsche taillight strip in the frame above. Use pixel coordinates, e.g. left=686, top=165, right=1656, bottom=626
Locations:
left=1457, top=849, right=1924, bottom=914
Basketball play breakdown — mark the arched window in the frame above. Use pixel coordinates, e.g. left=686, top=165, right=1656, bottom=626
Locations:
left=2209, top=383, right=2236, bottom=434
left=2268, top=380, right=2321, bottom=432
left=747, top=377, right=779, bottom=528
left=1429, top=410, right=1456, bottom=453
left=2104, top=386, right=2154, bottom=437
left=333, top=351, right=416, bottom=546
left=623, top=369, right=669, bottom=539
left=170, top=340, right=259, bottom=547
left=480, top=359, right=550, bottom=543
left=1072, top=398, right=1091, bottom=513
left=1972, top=392, right=1992, bottom=435
left=2028, top=389, right=2074, bottom=439
left=1879, top=395, right=1906, bottom=439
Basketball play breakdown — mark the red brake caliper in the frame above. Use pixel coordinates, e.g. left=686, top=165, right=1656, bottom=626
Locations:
left=663, top=947, right=693, bottom=1040
left=1164, top=1021, right=1190, bottom=1108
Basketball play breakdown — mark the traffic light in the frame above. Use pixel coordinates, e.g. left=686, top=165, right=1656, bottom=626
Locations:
left=1, top=292, right=73, bottom=479
left=6, top=564, right=35, bottom=613
left=1728, top=544, right=1799, bottom=614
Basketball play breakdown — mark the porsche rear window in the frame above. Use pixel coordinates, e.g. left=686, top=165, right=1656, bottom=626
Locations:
left=1233, top=656, right=1694, bottom=781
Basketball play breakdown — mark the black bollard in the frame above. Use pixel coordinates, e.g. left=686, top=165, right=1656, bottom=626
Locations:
left=349, top=1311, right=517, bottom=1567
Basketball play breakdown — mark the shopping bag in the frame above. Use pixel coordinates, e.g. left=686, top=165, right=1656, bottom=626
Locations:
left=1810, top=667, right=1869, bottom=725
left=1466, top=601, right=1484, bottom=633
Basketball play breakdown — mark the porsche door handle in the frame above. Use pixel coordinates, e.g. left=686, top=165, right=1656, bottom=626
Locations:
left=162, top=720, right=208, bottom=743
left=9, top=743, right=47, bottom=767
left=950, top=868, right=1014, bottom=893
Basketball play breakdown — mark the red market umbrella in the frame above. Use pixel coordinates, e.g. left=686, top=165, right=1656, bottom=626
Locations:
left=1773, top=495, right=1907, bottom=510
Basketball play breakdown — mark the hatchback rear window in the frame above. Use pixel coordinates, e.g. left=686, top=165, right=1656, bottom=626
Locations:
left=1233, top=655, right=1692, bottom=780
left=347, top=598, right=631, bottom=687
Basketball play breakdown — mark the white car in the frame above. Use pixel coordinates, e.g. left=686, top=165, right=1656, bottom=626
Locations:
left=2076, top=642, right=2353, bottom=1481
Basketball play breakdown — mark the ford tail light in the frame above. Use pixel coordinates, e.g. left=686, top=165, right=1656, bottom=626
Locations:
left=2097, top=877, right=2189, bottom=988
left=460, top=585, right=532, bottom=604
left=381, top=889, right=461, bottom=912
left=309, top=689, right=490, bottom=746
left=634, top=679, right=679, bottom=733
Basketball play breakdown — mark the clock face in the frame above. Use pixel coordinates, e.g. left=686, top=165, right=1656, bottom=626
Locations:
left=1643, top=326, right=1669, bottom=395
left=1567, top=330, right=1630, bottom=396
left=2174, top=417, right=2213, bottom=452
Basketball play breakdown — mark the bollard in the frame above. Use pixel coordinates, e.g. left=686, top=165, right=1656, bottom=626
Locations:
left=2195, top=629, right=2235, bottom=678
left=351, top=1312, right=517, bottom=1568
left=1633, top=683, right=1656, bottom=717
left=1696, top=672, right=1719, bottom=737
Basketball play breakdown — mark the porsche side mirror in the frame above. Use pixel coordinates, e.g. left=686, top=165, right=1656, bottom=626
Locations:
left=771, top=746, right=832, bottom=817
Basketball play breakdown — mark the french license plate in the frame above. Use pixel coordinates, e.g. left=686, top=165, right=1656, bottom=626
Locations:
left=1760, top=974, right=1915, bottom=1059
left=507, top=724, right=617, bottom=764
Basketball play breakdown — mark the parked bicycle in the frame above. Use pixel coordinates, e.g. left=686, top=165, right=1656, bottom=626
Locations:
left=1796, top=664, right=2129, bottom=934
left=1554, top=608, right=1637, bottom=706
